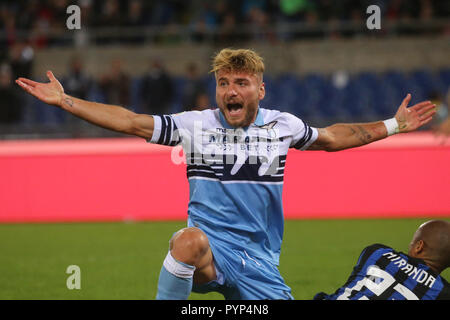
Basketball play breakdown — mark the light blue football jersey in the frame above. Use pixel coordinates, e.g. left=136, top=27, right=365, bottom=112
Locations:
left=149, top=108, right=318, bottom=265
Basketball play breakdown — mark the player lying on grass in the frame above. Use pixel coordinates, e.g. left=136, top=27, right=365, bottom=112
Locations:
left=314, top=220, right=450, bottom=300
left=16, top=48, right=436, bottom=300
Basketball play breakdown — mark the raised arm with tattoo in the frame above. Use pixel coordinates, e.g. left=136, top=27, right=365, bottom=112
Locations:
left=16, top=71, right=154, bottom=140
left=16, top=72, right=435, bottom=151
left=308, top=94, right=436, bottom=151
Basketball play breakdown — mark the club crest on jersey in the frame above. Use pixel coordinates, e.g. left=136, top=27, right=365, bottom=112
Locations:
left=256, top=120, right=277, bottom=130
left=256, top=121, right=278, bottom=138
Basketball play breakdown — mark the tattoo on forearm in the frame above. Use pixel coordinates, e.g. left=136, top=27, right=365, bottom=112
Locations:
left=350, top=125, right=372, bottom=144
left=64, top=97, right=74, bottom=107
left=357, top=125, right=372, bottom=140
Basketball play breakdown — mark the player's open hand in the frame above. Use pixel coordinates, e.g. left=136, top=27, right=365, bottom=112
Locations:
left=394, top=94, right=436, bottom=133
left=16, top=71, right=64, bottom=107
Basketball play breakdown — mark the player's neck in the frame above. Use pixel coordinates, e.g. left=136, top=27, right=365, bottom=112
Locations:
left=427, top=262, right=443, bottom=275
left=422, top=258, right=444, bottom=275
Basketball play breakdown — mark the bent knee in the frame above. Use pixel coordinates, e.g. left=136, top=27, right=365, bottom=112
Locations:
left=169, top=227, right=210, bottom=265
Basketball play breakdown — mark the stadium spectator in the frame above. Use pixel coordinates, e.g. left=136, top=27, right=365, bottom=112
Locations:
left=435, top=118, right=450, bottom=138
left=1, top=11, right=15, bottom=47
left=192, top=92, right=211, bottom=111
left=215, top=12, right=240, bottom=45
left=62, top=55, right=93, bottom=130
left=189, top=18, right=209, bottom=43
left=27, top=3, right=53, bottom=49
left=213, top=0, right=234, bottom=25
left=188, top=2, right=220, bottom=43
left=246, top=7, right=276, bottom=43
left=79, top=0, right=95, bottom=27
left=432, top=88, right=450, bottom=139
left=94, top=0, right=123, bottom=44
left=314, top=220, right=450, bottom=300
left=124, top=0, right=147, bottom=27
left=149, top=0, right=177, bottom=26
left=62, top=55, right=92, bottom=100
left=0, top=63, right=22, bottom=125
left=0, top=0, right=448, bottom=48
left=47, top=0, right=72, bottom=47
left=279, top=0, right=311, bottom=22
left=97, top=0, right=122, bottom=27
left=15, top=0, right=41, bottom=31
left=123, top=0, right=147, bottom=44
left=15, top=48, right=436, bottom=300
left=140, top=58, right=174, bottom=115
left=5, top=42, right=33, bottom=126
left=298, top=8, right=325, bottom=39
left=98, top=58, right=131, bottom=107
left=8, top=41, right=34, bottom=80
left=181, top=62, right=207, bottom=112
left=386, top=0, right=406, bottom=21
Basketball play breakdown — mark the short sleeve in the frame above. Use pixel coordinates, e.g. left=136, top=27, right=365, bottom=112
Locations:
left=284, top=113, right=318, bottom=150
left=148, top=114, right=184, bottom=146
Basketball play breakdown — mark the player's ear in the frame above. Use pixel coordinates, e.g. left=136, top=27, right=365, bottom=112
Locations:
left=258, top=82, right=265, bottom=100
left=413, top=240, right=425, bottom=255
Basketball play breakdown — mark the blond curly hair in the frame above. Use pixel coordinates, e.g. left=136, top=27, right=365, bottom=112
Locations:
left=211, top=48, right=265, bottom=82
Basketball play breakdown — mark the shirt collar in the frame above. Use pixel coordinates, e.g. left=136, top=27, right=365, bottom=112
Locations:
left=218, top=107, right=263, bottom=130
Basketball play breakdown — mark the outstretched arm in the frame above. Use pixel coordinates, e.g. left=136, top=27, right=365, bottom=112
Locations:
left=308, top=94, right=436, bottom=151
left=16, top=71, right=154, bottom=140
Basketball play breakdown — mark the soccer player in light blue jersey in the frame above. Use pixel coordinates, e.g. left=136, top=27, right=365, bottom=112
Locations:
left=16, top=48, right=436, bottom=300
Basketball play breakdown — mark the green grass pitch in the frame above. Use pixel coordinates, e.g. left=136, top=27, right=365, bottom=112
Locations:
left=0, top=218, right=448, bottom=299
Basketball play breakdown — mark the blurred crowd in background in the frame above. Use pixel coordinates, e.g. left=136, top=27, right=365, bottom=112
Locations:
left=1, top=0, right=449, bottom=49
left=0, top=0, right=449, bottom=139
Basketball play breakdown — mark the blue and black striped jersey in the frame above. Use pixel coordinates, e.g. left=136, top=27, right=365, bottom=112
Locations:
left=314, top=243, right=450, bottom=300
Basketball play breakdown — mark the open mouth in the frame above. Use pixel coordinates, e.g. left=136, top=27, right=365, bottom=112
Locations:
left=226, top=103, right=243, bottom=116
